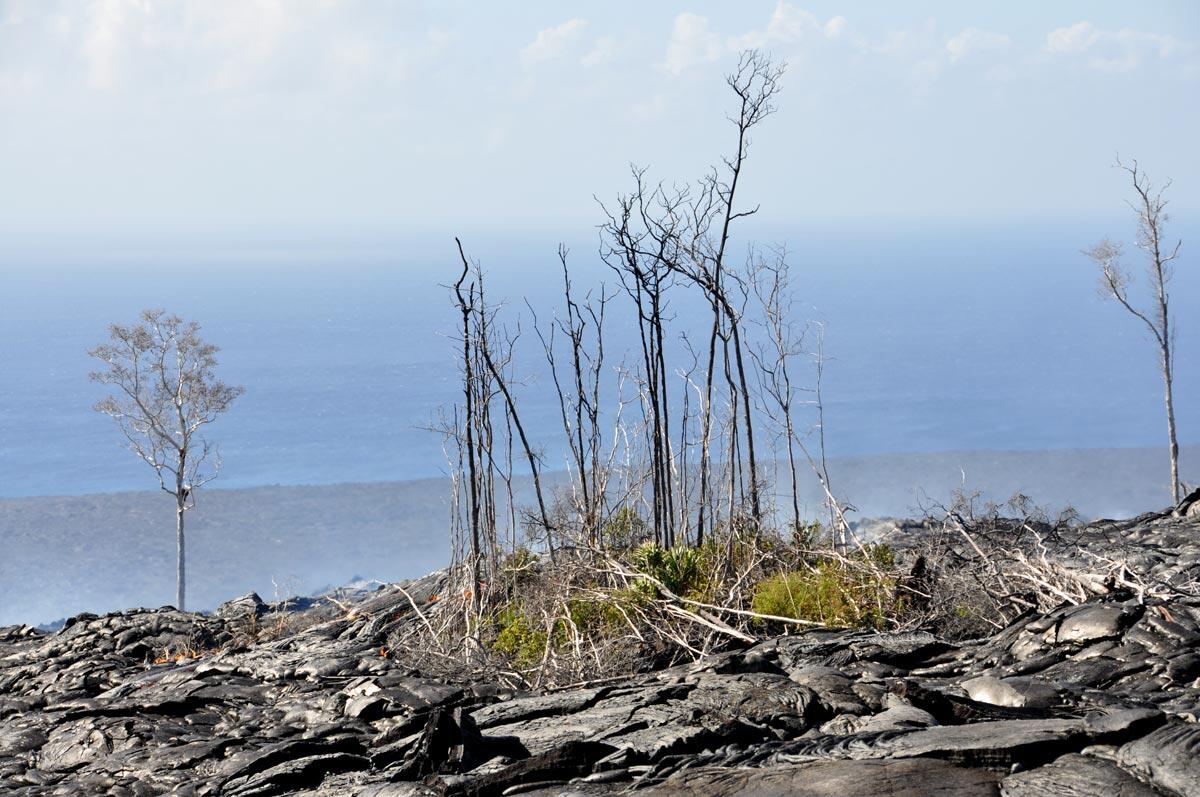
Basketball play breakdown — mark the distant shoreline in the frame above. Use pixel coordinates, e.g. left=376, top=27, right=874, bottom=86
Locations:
left=3, top=442, right=1193, bottom=504
left=1, top=443, right=1193, bottom=626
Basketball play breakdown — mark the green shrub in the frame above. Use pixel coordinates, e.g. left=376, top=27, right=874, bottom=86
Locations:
left=501, top=548, right=541, bottom=587
left=565, top=597, right=629, bottom=634
left=751, top=554, right=895, bottom=629
left=629, top=543, right=710, bottom=598
left=862, top=542, right=896, bottom=569
left=789, top=519, right=825, bottom=550
left=492, top=605, right=548, bottom=668
left=603, top=506, right=649, bottom=550
left=611, top=581, right=657, bottom=610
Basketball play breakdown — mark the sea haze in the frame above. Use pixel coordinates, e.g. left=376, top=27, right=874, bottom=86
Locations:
left=0, top=223, right=1197, bottom=500
left=2, top=445, right=1195, bottom=627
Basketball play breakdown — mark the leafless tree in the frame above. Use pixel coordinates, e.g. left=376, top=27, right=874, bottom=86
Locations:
left=599, top=51, right=785, bottom=543
left=89, top=309, right=244, bottom=611
left=1086, top=159, right=1184, bottom=504
left=532, top=246, right=611, bottom=546
left=672, top=50, right=784, bottom=536
left=452, top=250, right=484, bottom=611
left=454, top=241, right=556, bottom=579
left=600, top=170, right=686, bottom=546
left=748, top=248, right=805, bottom=526
left=748, top=251, right=852, bottom=547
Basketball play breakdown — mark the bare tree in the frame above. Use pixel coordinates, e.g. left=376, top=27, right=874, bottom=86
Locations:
left=599, top=51, right=785, bottom=543
left=672, top=50, right=784, bottom=535
left=600, top=171, right=685, bottom=546
left=747, top=252, right=852, bottom=547
left=1086, top=159, right=1184, bottom=504
left=89, top=309, right=244, bottom=611
left=454, top=241, right=556, bottom=578
left=532, top=246, right=611, bottom=546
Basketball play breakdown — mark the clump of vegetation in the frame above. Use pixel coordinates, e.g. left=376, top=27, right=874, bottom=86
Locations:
left=628, top=543, right=710, bottom=598
left=789, top=519, right=826, bottom=552
left=448, top=526, right=908, bottom=686
left=751, top=546, right=896, bottom=629
left=603, top=507, right=651, bottom=550
left=492, top=604, right=549, bottom=669
left=409, top=51, right=918, bottom=689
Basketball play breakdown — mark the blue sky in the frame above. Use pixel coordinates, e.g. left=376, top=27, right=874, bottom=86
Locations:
left=0, top=1, right=1196, bottom=251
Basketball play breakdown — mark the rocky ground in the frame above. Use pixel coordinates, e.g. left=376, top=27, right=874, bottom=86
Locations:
left=2, top=507, right=1199, bottom=796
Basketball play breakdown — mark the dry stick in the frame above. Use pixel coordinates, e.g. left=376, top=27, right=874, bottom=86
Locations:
left=697, top=301, right=719, bottom=545
left=543, top=674, right=634, bottom=694
left=1093, top=161, right=1183, bottom=504
left=587, top=295, right=608, bottom=543
left=453, top=239, right=483, bottom=620
left=458, top=241, right=556, bottom=562
left=396, top=585, right=442, bottom=650
left=658, top=311, right=677, bottom=546
left=810, top=327, right=841, bottom=546
left=559, top=249, right=593, bottom=525
left=662, top=603, right=755, bottom=644
left=795, top=437, right=859, bottom=554
left=531, top=259, right=592, bottom=541
left=1079, top=547, right=1194, bottom=601
left=472, top=313, right=500, bottom=575
left=504, top=406, right=517, bottom=554
left=534, top=612, right=556, bottom=690
left=603, top=189, right=671, bottom=547
left=674, top=55, right=784, bottom=528
left=566, top=251, right=608, bottom=542
left=606, top=562, right=827, bottom=628
left=1004, top=572, right=1078, bottom=606
left=747, top=296, right=840, bottom=548
left=560, top=601, right=583, bottom=668
left=727, top=311, right=761, bottom=521
left=948, top=513, right=1015, bottom=599
left=611, top=601, right=646, bottom=643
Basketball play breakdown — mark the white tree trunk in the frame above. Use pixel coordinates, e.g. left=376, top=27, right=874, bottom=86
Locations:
left=1164, top=347, right=1181, bottom=505
left=176, top=498, right=186, bottom=611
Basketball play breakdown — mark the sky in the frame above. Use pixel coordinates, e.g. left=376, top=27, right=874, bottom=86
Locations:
left=0, top=1, right=1197, bottom=253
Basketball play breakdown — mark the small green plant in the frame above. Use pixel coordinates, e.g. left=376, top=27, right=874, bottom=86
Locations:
left=565, top=598, right=627, bottom=634
left=492, top=605, right=548, bottom=669
left=501, top=547, right=540, bottom=586
left=751, top=552, right=896, bottom=629
left=863, top=543, right=896, bottom=568
left=629, top=543, right=710, bottom=598
left=602, top=506, right=650, bottom=550
left=789, top=519, right=824, bottom=550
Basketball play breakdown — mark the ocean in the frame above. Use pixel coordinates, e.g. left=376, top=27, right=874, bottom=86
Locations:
left=1, top=223, right=1197, bottom=500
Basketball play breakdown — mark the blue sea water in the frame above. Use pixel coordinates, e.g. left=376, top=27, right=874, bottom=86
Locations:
left=1, top=223, right=1196, bottom=499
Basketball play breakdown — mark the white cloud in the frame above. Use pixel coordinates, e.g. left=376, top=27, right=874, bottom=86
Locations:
left=824, top=16, right=849, bottom=39
left=682, top=5, right=1015, bottom=90
left=70, top=0, right=299, bottom=92
left=1044, top=21, right=1195, bottom=72
left=581, top=36, right=616, bottom=67
left=80, top=0, right=138, bottom=90
left=2, top=0, right=28, bottom=27
left=946, top=27, right=1011, bottom=63
left=4, top=1, right=452, bottom=96
left=759, top=3, right=824, bottom=44
left=734, top=3, right=856, bottom=50
left=520, top=18, right=588, bottom=65
left=325, top=38, right=376, bottom=83
left=191, top=1, right=294, bottom=91
left=1045, top=21, right=1097, bottom=55
left=663, top=12, right=723, bottom=75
